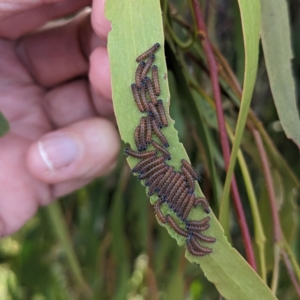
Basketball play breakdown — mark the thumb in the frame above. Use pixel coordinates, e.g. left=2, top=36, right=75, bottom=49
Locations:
left=27, top=117, right=120, bottom=184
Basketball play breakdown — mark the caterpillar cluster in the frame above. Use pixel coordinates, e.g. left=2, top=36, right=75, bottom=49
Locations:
left=125, top=43, right=216, bottom=256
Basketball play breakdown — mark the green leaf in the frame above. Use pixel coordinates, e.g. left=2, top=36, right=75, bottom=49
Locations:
left=261, top=0, right=300, bottom=149
left=219, top=0, right=260, bottom=233
left=0, top=112, right=9, bottom=137
left=106, top=1, right=276, bottom=299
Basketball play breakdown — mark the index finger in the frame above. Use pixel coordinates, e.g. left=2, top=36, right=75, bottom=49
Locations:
left=91, top=0, right=110, bottom=41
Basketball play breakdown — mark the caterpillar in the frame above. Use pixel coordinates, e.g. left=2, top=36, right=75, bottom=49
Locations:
left=156, top=100, right=168, bottom=127
left=151, top=65, right=160, bottom=96
left=150, top=140, right=171, bottom=160
left=144, top=77, right=158, bottom=105
left=136, top=43, right=160, bottom=62
left=135, top=61, right=145, bottom=88
left=125, top=148, right=156, bottom=159
left=141, top=54, right=155, bottom=79
left=131, top=84, right=144, bottom=113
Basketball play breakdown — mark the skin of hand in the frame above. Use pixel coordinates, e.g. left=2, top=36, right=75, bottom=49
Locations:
left=0, top=0, right=120, bottom=236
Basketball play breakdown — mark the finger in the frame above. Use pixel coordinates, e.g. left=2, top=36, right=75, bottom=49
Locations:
left=44, top=79, right=96, bottom=128
left=91, top=0, right=110, bottom=41
left=44, top=78, right=114, bottom=129
left=49, top=178, right=92, bottom=200
left=27, top=118, right=120, bottom=184
left=89, top=83, right=115, bottom=120
left=0, top=0, right=91, bottom=39
left=89, top=46, right=111, bottom=101
left=16, top=11, right=100, bottom=87
left=0, top=0, right=63, bottom=21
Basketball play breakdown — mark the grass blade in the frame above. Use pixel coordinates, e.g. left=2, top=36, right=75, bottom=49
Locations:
left=219, top=0, right=260, bottom=229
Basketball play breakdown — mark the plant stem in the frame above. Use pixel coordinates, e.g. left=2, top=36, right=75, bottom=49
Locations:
left=212, top=44, right=242, bottom=96
left=282, top=250, right=300, bottom=297
left=164, top=4, right=194, bottom=50
left=271, top=245, right=280, bottom=294
left=227, top=128, right=267, bottom=282
left=284, top=240, right=300, bottom=283
left=253, top=128, right=282, bottom=295
left=46, top=202, right=92, bottom=297
left=190, top=0, right=256, bottom=270
left=253, top=129, right=281, bottom=242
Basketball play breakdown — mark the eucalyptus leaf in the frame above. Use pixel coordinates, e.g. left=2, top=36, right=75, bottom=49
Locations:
left=261, top=0, right=300, bottom=149
left=219, top=0, right=260, bottom=232
left=106, top=1, right=276, bottom=299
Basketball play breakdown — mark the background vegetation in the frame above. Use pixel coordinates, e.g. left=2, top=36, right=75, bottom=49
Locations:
left=0, top=0, right=300, bottom=299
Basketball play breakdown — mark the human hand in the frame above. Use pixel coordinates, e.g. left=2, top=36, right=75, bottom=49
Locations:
left=0, top=0, right=120, bottom=236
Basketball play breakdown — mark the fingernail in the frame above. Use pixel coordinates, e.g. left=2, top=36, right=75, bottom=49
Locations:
left=38, top=133, right=79, bottom=171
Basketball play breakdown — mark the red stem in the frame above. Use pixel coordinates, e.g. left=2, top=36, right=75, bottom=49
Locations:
left=191, top=0, right=257, bottom=270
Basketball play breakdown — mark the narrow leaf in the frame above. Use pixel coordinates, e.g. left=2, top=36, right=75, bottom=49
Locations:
left=261, top=0, right=300, bottom=149
left=106, top=1, right=276, bottom=299
left=219, top=0, right=260, bottom=231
